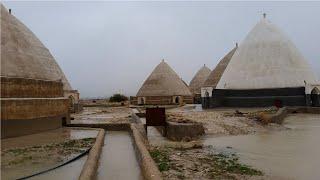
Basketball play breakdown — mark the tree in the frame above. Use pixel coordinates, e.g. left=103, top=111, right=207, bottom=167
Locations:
left=109, top=94, right=128, bottom=102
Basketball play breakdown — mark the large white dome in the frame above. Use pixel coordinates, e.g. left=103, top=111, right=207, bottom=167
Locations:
left=216, top=18, right=319, bottom=89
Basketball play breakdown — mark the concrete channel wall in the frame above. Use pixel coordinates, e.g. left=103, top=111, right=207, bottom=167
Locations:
left=67, top=123, right=162, bottom=180
left=79, top=129, right=105, bottom=180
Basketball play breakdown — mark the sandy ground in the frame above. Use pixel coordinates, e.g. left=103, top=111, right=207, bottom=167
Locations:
left=71, top=106, right=132, bottom=124
left=166, top=105, right=284, bottom=137
left=1, top=128, right=99, bottom=180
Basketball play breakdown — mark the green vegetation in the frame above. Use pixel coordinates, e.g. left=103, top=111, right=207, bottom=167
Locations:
left=206, top=153, right=263, bottom=179
left=149, top=146, right=263, bottom=179
left=109, top=94, right=128, bottom=102
left=149, top=148, right=170, bottom=171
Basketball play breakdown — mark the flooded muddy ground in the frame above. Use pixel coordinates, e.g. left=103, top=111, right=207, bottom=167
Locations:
left=1, top=128, right=99, bottom=180
left=167, top=106, right=284, bottom=136
left=204, top=113, right=320, bottom=179
left=71, top=106, right=131, bottom=124
left=145, top=106, right=319, bottom=179
left=97, top=131, right=143, bottom=180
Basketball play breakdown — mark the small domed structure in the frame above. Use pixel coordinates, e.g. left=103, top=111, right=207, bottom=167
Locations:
left=1, top=4, right=71, bottom=138
left=135, top=60, right=193, bottom=105
left=189, top=65, right=211, bottom=103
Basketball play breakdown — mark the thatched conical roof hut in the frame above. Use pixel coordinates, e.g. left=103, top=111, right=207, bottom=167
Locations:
left=1, top=4, right=72, bottom=90
left=1, top=4, right=70, bottom=138
left=136, top=60, right=192, bottom=105
left=203, top=46, right=237, bottom=89
left=189, top=65, right=211, bottom=95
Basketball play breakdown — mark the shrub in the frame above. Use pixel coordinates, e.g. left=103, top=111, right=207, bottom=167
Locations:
left=109, top=94, right=128, bottom=102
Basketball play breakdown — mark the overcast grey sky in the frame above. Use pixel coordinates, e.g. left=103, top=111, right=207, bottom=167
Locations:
left=3, top=1, right=320, bottom=98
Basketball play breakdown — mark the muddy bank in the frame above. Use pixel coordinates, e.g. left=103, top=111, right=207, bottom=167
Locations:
left=167, top=106, right=285, bottom=137
left=150, top=145, right=263, bottom=180
left=72, top=106, right=132, bottom=124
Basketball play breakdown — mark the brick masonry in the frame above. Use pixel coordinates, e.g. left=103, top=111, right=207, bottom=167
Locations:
left=1, top=77, right=70, bottom=138
left=1, top=76, right=64, bottom=98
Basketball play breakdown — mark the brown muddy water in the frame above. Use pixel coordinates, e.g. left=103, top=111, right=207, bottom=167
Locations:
left=204, top=113, right=320, bottom=180
left=97, top=131, right=143, bottom=180
left=1, top=128, right=98, bottom=180
left=29, top=156, right=87, bottom=180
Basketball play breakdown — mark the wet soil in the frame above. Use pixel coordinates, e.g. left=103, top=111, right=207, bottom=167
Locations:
left=167, top=106, right=285, bottom=136
left=150, top=145, right=263, bottom=180
left=71, top=106, right=132, bottom=124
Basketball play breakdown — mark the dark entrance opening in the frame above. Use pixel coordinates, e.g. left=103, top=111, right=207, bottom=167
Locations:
left=175, top=96, right=180, bottom=104
left=311, top=87, right=320, bottom=107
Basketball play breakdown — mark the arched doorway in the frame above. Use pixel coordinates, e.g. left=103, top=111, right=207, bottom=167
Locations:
left=311, top=87, right=320, bottom=107
left=138, top=97, right=145, bottom=105
left=68, top=95, right=75, bottom=112
left=205, top=91, right=209, bottom=97
left=175, top=96, right=180, bottom=104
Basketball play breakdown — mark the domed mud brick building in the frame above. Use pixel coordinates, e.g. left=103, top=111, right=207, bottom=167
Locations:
left=202, top=15, right=320, bottom=108
left=133, top=60, right=193, bottom=105
left=0, top=5, right=77, bottom=138
left=189, top=65, right=211, bottom=104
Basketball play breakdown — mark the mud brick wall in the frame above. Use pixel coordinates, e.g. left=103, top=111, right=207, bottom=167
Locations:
left=1, top=98, right=69, bottom=120
left=183, top=96, right=194, bottom=104
left=1, top=76, right=64, bottom=98
left=130, top=96, right=138, bottom=105
left=1, top=98, right=69, bottom=138
left=145, top=96, right=172, bottom=105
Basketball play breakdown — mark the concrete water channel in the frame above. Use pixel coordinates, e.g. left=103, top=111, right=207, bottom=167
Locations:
left=97, top=131, right=143, bottom=180
left=30, top=130, right=142, bottom=180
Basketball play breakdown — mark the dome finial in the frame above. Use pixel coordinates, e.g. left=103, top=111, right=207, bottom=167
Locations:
left=204, top=64, right=206, bottom=67
left=263, top=13, right=266, bottom=19
left=236, top=42, right=238, bottom=47
left=162, top=59, right=164, bottom=62
left=9, top=9, right=12, bottom=14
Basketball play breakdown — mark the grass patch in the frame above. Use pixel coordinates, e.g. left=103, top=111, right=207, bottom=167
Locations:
left=149, top=148, right=170, bottom=172
left=208, top=153, right=263, bottom=179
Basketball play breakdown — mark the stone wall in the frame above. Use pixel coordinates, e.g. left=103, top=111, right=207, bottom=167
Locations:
left=1, top=76, right=64, bottom=98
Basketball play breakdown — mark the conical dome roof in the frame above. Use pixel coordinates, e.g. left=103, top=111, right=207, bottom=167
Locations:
left=216, top=17, right=319, bottom=89
left=203, top=46, right=237, bottom=88
left=1, top=4, right=72, bottom=90
left=189, top=65, right=211, bottom=94
left=137, top=60, right=192, bottom=96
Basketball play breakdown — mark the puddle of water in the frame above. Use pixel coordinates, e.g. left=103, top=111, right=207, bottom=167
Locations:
left=1, top=128, right=98, bottom=180
left=204, top=114, right=320, bottom=179
left=29, top=155, right=87, bottom=180
left=2, top=128, right=98, bottom=150
left=97, top=131, right=143, bottom=180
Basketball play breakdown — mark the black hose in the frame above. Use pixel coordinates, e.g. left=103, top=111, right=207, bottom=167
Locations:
left=16, top=147, right=91, bottom=180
